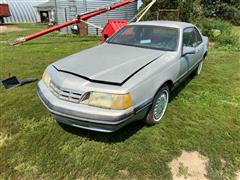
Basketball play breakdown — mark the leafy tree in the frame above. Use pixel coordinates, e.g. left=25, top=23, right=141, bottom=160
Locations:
left=140, top=0, right=179, bottom=20
left=140, top=0, right=240, bottom=25
left=140, top=0, right=203, bottom=22
left=202, top=0, right=240, bottom=25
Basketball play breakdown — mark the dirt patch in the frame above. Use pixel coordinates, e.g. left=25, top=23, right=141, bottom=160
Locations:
left=118, top=169, right=130, bottom=177
left=236, top=171, right=240, bottom=180
left=76, top=177, right=85, bottom=180
left=169, top=151, right=209, bottom=180
left=0, top=40, right=8, bottom=44
left=208, top=42, right=215, bottom=47
left=219, top=159, right=227, bottom=176
left=0, top=25, right=27, bottom=33
left=220, top=159, right=227, bottom=170
left=220, top=159, right=226, bottom=169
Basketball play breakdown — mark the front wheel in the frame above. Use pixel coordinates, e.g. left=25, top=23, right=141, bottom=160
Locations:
left=145, top=85, right=169, bottom=126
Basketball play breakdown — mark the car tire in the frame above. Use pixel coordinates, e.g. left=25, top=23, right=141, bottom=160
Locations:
left=145, top=85, right=169, bottom=126
left=195, top=60, right=204, bottom=75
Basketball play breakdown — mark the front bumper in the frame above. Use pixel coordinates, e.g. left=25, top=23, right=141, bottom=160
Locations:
left=37, top=80, right=150, bottom=132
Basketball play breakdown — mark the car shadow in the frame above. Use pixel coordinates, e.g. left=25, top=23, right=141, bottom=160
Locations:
left=59, top=120, right=145, bottom=143
left=59, top=74, right=195, bottom=142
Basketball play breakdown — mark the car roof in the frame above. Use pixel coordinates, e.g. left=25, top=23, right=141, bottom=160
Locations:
left=129, top=21, right=194, bottom=29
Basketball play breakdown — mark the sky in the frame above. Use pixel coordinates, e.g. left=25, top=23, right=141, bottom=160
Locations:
left=137, top=0, right=143, bottom=9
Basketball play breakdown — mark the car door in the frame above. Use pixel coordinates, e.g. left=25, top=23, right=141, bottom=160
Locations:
left=177, top=27, right=197, bottom=79
left=182, top=27, right=206, bottom=71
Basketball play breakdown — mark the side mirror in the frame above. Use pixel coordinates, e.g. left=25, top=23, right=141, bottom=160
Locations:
left=182, top=46, right=196, bottom=56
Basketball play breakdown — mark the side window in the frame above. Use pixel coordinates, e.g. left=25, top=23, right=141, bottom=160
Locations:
left=194, top=28, right=203, bottom=46
left=183, top=28, right=197, bottom=47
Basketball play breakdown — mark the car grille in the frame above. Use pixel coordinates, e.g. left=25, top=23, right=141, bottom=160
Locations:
left=49, top=82, right=82, bottom=103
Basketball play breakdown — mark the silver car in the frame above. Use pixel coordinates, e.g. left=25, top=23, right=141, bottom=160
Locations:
left=37, top=21, right=208, bottom=132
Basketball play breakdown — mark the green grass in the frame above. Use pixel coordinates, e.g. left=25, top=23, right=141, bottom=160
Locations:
left=0, top=24, right=240, bottom=179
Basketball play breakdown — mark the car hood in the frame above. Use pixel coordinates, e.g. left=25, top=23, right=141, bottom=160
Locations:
left=53, top=43, right=163, bottom=85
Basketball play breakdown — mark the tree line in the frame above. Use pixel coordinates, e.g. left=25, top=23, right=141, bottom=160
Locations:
left=140, top=0, right=240, bottom=25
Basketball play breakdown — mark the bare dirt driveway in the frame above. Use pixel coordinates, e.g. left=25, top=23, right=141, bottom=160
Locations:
left=0, top=24, right=27, bottom=33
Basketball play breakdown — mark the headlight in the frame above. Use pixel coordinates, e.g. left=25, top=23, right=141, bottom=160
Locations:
left=42, top=70, right=51, bottom=87
left=81, top=92, right=133, bottom=110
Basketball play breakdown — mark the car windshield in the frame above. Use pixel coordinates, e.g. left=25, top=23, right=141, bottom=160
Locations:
left=107, top=25, right=179, bottom=51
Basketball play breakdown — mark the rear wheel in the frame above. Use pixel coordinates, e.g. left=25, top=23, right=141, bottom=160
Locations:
left=145, top=85, right=169, bottom=126
left=194, top=60, right=204, bottom=75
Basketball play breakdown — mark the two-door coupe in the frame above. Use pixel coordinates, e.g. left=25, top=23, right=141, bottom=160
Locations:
left=37, top=21, right=208, bottom=132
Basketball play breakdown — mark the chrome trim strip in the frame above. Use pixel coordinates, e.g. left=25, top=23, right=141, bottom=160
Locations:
left=49, top=81, right=82, bottom=103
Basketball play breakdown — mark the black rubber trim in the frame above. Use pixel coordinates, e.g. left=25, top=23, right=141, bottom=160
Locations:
left=52, top=55, right=161, bottom=86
